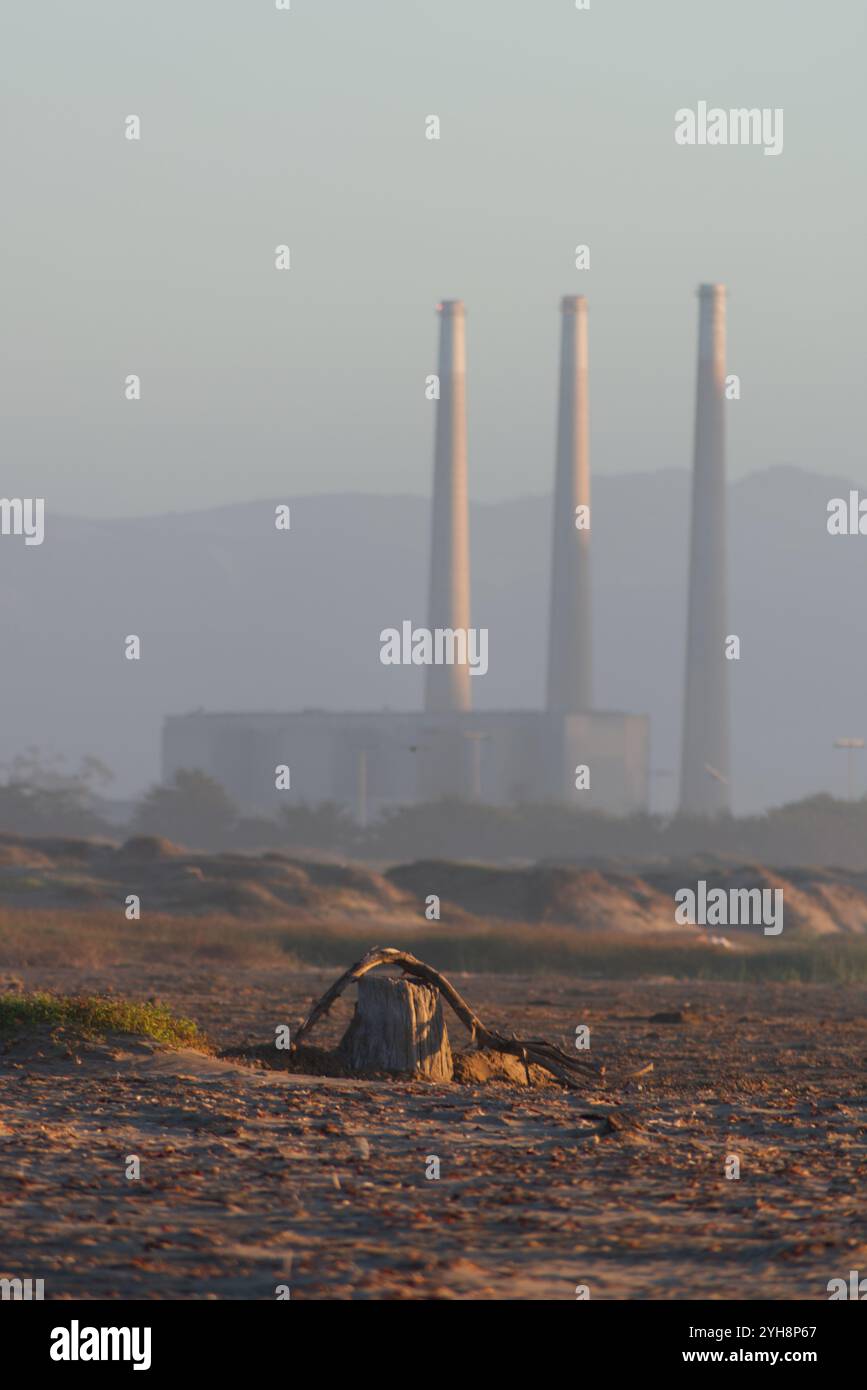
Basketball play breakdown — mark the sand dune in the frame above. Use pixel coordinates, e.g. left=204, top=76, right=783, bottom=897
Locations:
left=2, top=832, right=867, bottom=936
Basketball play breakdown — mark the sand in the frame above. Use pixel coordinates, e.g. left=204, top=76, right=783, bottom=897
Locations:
left=2, top=964, right=866, bottom=1299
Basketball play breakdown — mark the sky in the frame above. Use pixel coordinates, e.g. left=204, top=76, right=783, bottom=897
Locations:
left=2, top=0, right=865, bottom=517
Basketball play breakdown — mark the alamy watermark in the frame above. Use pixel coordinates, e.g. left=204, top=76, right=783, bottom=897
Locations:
left=827, top=492, right=867, bottom=535
left=674, top=880, right=783, bottom=936
left=827, top=1270, right=867, bottom=1300
left=380, top=621, right=488, bottom=677
left=50, top=1321, right=152, bottom=1371
left=1, top=1276, right=44, bottom=1300
left=0, top=498, right=44, bottom=545
left=675, top=102, right=783, bottom=157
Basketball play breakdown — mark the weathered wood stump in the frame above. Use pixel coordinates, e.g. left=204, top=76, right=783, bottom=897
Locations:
left=294, top=946, right=606, bottom=1100
left=339, top=974, right=453, bottom=1081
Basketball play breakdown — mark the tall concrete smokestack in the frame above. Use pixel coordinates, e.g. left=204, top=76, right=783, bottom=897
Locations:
left=679, top=283, right=730, bottom=816
left=425, top=299, right=471, bottom=713
left=546, top=294, right=592, bottom=713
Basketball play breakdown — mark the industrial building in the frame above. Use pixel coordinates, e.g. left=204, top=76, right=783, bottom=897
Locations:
left=163, top=294, right=662, bottom=820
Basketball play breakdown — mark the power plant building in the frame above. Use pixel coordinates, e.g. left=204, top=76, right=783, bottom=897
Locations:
left=163, top=297, right=650, bottom=820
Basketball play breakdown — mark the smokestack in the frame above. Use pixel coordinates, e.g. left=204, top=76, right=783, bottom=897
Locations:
left=546, top=294, right=592, bottom=713
left=425, top=299, right=471, bottom=713
left=679, top=283, right=730, bottom=815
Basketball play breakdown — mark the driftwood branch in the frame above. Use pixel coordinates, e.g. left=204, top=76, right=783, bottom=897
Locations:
left=292, top=946, right=603, bottom=1093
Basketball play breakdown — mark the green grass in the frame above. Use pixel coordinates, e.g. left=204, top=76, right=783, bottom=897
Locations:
left=0, top=991, right=204, bottom=1047
left=4, top=907, right=867, bottom=985
left=278, top=926, right=867, bottom=983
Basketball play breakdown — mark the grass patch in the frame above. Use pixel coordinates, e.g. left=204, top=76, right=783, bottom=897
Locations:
left=4, top=908, right=867, bottom=984
left=0, top=908, right=287, bottom=968
left=0, top=991, right=204, bottom=1047
left=276, top=925, right=867, bottom=983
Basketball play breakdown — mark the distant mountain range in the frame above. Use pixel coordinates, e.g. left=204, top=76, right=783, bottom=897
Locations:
left=1, top=465, right=863, bottom=813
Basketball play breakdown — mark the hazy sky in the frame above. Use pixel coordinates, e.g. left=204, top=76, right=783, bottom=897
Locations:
left=3, top=0, right=864, bottom=517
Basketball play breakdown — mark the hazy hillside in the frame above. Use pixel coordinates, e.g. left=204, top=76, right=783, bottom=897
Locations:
left=3, top=832, right=867, bottom=939
left=1, top=465, right=861, bottom=813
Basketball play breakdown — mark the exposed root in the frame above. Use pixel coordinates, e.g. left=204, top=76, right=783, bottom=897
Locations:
left=292, top=946, right=607, bottom=1103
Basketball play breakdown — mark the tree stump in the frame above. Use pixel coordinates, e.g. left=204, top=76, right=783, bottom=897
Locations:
left=339, top=974, right=453, bottom=1081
